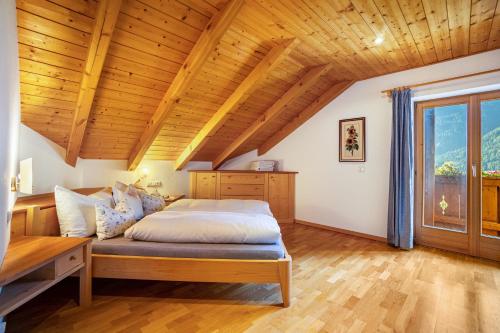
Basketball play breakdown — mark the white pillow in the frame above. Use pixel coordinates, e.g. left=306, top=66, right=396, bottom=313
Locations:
left=139, top=192, right=165, bottom=216
left=95, top=201, right=136, bottom=240
left=112, top=185, right=144, bottom=220
left=55, top=185, right=108, bottom=237
left=112, top=181, right=139, bottom=203
left=113, top=181, right=129, bottom=194
left=89, top=189, right=115, bottom=208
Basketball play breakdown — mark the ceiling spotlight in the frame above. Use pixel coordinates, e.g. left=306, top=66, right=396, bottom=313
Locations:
left=374, top=36, right=384, bottom=45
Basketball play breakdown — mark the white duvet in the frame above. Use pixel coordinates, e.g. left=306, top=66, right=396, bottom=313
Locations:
left=124, top=199, right=281, bottom=244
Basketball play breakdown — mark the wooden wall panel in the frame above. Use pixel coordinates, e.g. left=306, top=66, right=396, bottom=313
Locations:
left=49, top=0, right=98, bottom=17
left=421, top=0, right=453, bottom=61
left=16, top=0, right=500, bottom=163
left=174, top=39, right=297, bottom=170
left=487, top=4, right=500, bottom=49
left=397, top=0, right=439, bottom=64
left=469, top=0, right=497, bottom=53
left=80, top=0, right=216, bottom=161
left=65, top=0, right=123, bottom=165
left=17, top=0, right=96, bottom=148
left=447, top=0, right=472, bottom=57
left=127, top=0, right=245, bottom=169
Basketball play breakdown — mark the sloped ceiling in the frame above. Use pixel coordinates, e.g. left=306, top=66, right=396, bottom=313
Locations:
left=17, top=0, right=500, bottom=169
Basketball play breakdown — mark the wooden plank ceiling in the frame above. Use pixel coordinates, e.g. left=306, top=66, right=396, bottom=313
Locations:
left=18, top=0, right=500, bottom=169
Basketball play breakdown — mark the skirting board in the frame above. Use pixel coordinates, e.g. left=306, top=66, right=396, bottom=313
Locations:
left=295, top=219, right=387, bottom=243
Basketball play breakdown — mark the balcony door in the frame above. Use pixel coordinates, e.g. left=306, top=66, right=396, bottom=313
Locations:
left=415, top=91, right=500, bottom=261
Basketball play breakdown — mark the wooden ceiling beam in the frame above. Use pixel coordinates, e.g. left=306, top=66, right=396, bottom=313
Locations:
left=258, top=80, right=355, bottom=155
left=65, top=0, right=122, bottom=166
left=212, top=63, right=334, bottom=169
left=127, top=0, right=245, bottom=171
left=174, top=38, right=298, bottom=170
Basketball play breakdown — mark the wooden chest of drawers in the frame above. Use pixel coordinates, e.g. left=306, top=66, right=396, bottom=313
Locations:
left=189, top=170, right=296, bottom=223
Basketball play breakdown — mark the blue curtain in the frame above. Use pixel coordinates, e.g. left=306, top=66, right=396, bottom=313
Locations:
left=387, top=89, right=414, bottom=249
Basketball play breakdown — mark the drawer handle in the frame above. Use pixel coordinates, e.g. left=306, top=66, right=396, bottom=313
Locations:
left=69, top=255, right=77, bottom=261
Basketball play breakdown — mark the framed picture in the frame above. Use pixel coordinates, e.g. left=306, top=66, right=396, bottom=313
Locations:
left=339, top=117, right=366, bottom=162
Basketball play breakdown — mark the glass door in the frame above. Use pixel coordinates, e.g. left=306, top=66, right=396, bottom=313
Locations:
left=478, top=91, right=500, bottom=261
left=416, top=91, right=500, bottom=260
left=415, top=96, right=472, bottom=254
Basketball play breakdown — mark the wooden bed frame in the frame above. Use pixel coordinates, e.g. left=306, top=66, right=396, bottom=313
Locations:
left=11, top=192, right=291, bottom=307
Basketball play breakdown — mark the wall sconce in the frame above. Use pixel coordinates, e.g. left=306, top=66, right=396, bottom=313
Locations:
left=10, top=158, right=33, bottom=194
left=134, top=167, right=149, bottom=190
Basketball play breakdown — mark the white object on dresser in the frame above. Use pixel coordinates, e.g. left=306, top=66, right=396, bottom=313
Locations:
left=250, top=160, right=276, bottom=171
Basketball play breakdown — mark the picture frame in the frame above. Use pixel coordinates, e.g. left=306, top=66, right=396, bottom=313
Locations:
left=339, top=117, right=366, bottom=162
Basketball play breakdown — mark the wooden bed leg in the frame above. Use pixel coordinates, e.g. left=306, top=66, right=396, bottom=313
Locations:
left=79, top=243, right=92, bottom=306
left=278, top=258, right=291, bottom=307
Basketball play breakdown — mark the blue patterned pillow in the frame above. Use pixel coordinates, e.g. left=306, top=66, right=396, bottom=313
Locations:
left=95, top=201, right=136, bottom=240
left=138, top=192, right=165, bottom=216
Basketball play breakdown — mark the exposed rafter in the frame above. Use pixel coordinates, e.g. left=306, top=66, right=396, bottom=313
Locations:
left=17, top=0, right=500, bottom=165
left=127, top=0, right=245, bottom=171
left=174, top=39, right=298, bottom=170
left=65, top=0, right=122, bottom=166
left=258, top=80, right=355, bottom=155
left=212, top=63, right=334, bottom=169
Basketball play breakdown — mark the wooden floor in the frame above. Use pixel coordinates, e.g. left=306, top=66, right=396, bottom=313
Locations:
left=6, top=224, right=500, bottom=333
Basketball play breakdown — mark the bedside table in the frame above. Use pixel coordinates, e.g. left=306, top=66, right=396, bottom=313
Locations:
left=164, top=194, right=185, bottom=205
left=0, top=236, right=92, bottom=317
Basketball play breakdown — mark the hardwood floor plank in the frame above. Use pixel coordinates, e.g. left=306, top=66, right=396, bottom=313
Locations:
left=5, top=224, right=500, bottom=332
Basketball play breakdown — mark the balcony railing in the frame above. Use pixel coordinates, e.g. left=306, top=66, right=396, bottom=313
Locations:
left=432, top=176, right=500, bottom=236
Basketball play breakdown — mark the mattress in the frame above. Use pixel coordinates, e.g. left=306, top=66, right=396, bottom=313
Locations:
left=91, top=237, right=285, bottom=260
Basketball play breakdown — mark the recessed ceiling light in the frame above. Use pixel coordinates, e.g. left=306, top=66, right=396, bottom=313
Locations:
left=374, top=36, right=384, bottom=45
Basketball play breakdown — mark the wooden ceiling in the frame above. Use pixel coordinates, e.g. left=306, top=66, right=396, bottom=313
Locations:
left=17, top=0, right=500, bottom=170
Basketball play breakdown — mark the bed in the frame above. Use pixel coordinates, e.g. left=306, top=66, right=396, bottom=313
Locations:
left=11, top=194, right=292, bottom=307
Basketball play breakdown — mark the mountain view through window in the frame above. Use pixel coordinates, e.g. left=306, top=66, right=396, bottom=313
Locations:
left=434, top=99, right=500, bottom=176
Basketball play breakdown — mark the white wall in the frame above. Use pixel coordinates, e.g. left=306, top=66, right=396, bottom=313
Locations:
left=19, top=125, right=82, bottom=192
left=78, top=158, right=211, bottom=195
left=18, top=125, right=211, bottom=196
left=0, top=0, right=20, bottom=267
left=0, top=2, right=20, bottom=329
left=222, top=50, right=500, bottom=238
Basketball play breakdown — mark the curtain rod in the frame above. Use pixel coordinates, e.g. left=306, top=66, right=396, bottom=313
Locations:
left=381, top=68, right=500, bottom=97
